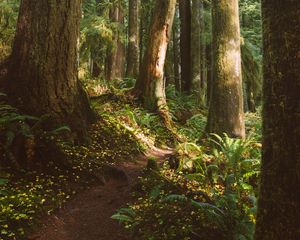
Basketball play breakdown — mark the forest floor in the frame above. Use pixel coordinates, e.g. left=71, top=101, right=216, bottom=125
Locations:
left=1, top=85, right=262, bottom=240
left=27, top=148, right=173, bottom=240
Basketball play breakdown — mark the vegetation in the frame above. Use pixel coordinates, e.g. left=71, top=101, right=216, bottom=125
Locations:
left=112, top=110, right=261, bottom=240
left=0, top=0, right=299, bottom=239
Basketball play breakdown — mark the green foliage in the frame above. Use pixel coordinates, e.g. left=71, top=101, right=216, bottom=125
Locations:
left=0, top=103, right=143, bottom=239
left=113, top=128, right=261, bottom=239
left=245, top=108, right=262, bottom=141
left=80, top=12, right=113, bottom=71
left=166, top=85, right=197, bottom=121
left=112, top=168, right=226, bottom=239
left=80, top=0, right=127, bottom=79
left=0, top=0, right=19, bottom=61
left=114, top=78, right=136, bottom=89
left=240, top=0, right=262, bottom=51
left=0, top=165, right=88, bottom=240
left=0, top=95, right=71, bottom=166
left=0, top=96, right=35, bottom=163
left=177, top=114, right=207, bottom=141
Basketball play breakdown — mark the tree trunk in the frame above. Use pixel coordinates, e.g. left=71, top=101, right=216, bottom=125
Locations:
left=255, top=1, right=300, bottom=239
left=173, top=9, right=180, bottom=92
left=191, top=0, right=202, bottom=92
left=107, top=3, right=125, bottom=81
left=206, top=0, right=245, bottom=138
left=134, top=0, right=176, bottom=111
left=126, top=0, right=140, bottom=79
left=5, top=0, right=94, bottom=139
left=165, top=44, right=174, bottom=87
left=179, top=0, right=192, bottom=93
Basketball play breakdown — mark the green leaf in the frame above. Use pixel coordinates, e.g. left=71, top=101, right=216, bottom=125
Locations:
left=111, top=214, right=133, bottom=223
left=117, top=208, right=136, bottom=217
left=0, top=178, right=8, bottom=185
left=241, top=183, right=253, bottom=190
left=150, top=184, right=162, bottom=200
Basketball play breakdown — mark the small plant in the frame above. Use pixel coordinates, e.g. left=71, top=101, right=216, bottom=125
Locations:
left=178, top=114, right=207, bottom=140
left=113, top=132, right=261, bottom=240
left=0, top=172, right=76, bottom=240
left=206, top=133, right=260, bottom=239
left=114, top=78, right=136, bottom=89
left=0, top=96, right=71, bottom=168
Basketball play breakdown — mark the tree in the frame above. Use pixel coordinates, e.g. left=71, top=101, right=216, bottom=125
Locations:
left=106, top=2, right=125, bottom=80
left=172, top=11, right=181, bottom=92
left=255, top=1, right=300, bottom=239
left=126, top=0, right=140, bottom=79
left=0, top=0, right=19, bottom=62
left=134, top=0, right=176, bottom=112
left=191, top=0, right=202, bottom=91
left=4, top=0, right=94, bottom=139
left=179, top=0, right=192, bottom=93
left=206, top=0, right=245, bottom=138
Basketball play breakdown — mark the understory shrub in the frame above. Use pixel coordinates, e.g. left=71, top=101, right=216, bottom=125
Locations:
left=113, top=133, right=261, bottom=240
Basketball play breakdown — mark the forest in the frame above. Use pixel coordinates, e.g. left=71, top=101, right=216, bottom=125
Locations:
left=0, top=0, right=299, bottom=239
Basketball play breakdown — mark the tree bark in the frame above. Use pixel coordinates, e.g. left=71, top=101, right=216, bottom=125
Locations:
left=191, top=0, right=202, bottom=92
left=106, top=3, right=125, bottom=80
left=5, top=0, right=94, bottom=139
left=206, top=0, right=245, bottom=138
left=179, top=0, right=192, bottom=93
left=173, top=8, right=181, bottom=92
left=134, top=0, right=176, bottom=111
left=255, top=1, right=300, bottom=239
left=126, top=0, right=140, bottom=79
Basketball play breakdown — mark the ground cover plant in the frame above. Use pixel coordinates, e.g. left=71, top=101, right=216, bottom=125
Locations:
left=112, top=100, right=262, bottom=239
left=1, top=0, right=298, bottom=239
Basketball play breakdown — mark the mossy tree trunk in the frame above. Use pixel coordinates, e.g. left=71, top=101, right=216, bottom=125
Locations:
left=5, top=0, right=94, bottom=139
left=206, top=0, right=245, bottom=138
left=179, top=0, right=192, bottom=93
left=255, top=1, right=300, bottom=239
left=134, top=0, right=176, bottom=112
left=126, top=0, right=140, bottom=79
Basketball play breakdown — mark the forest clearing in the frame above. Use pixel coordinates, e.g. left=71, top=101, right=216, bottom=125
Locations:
left=0, top=0, right=299, bottom=240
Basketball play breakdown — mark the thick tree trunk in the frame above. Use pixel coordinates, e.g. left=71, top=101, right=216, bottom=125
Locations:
left=255, top=1, right=300, bottom=239
left=134, top=0, right=176, bottom=111
left=206, top=0, right=245, bottom=138
left=126, top=0, right=140, bottom=79
left=5, top=0, right=94, bottom=139
left=179, top=0, right=192, bottom=93
left=107, top=3, right=125, bottom=80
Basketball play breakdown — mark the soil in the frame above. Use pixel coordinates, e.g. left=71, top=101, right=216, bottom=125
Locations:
left=27, top=148, right=173, bottom=240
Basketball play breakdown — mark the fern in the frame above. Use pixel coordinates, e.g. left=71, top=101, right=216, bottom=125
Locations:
left=111, top=208, right=136, bottom=223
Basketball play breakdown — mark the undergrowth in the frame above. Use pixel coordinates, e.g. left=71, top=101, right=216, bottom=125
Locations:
left=108, top=84, right=262, bottom=240
left=0, top=80, right=263, bottom=240
left=0, top=93, right=143, bottom=240
left=113, top=133, right=261, bottom=240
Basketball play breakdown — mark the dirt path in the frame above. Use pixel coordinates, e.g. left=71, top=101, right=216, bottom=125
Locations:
left=28, top=148, right=173, bottom=240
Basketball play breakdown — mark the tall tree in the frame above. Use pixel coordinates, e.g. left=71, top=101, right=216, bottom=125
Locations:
left=5, top=0, right=93, bottom=138
left=134, top=0, right=176, bottom=112
left=191, top=0, right=202, bottom=91
left=179, top=0, right=192, bottom=93
left=172, top=12, right=181, bottom=92
left=206, top=0, right=245, bottom=138
left=126, top=0, right=140, bottom=79
left=255, top=1, right=300, bottom=239
left=106, top=2, right=125, bottom=80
